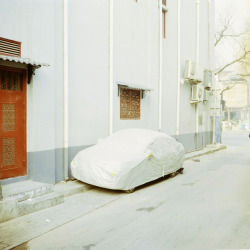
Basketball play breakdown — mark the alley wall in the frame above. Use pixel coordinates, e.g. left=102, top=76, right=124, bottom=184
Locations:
left=0, top=0, right=215, bottom=184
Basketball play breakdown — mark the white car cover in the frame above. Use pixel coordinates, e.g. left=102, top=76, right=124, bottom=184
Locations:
left=70, top=129, right=184, bottom=191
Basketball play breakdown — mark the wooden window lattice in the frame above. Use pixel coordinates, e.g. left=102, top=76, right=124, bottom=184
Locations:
left=2, top=137, right=15, bottom=166
left=120, top=88, right=140, bottom=120
left=2, top=104, right=15, bottom=132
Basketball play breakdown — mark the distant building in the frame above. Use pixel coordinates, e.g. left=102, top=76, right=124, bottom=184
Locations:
left=223, top=82, right=248, bottom=108
left=222, top=79, right=250, bottom=123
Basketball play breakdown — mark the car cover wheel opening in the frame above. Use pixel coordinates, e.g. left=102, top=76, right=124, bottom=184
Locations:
left=177, top=168, right=184, bottom=174
left=125, top=188, right=135, bottom=193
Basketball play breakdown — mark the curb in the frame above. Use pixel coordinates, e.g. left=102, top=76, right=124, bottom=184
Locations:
left=184, top=145, right=227, bottom=161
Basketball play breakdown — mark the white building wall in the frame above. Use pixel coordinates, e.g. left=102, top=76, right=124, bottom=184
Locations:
left=68, top=0, right=110, bottom=147
left=0, top=0, right=215, bottom=184
left=179, top=0, right=197, bottom=137
left=113, top=0, right=159, bottom=131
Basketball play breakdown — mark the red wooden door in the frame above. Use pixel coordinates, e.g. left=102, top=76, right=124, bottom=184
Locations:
left=0, top=67, right=26, bottom=179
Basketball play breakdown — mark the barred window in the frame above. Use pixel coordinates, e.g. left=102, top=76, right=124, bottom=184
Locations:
left=0, top=70, right=23, bottom=91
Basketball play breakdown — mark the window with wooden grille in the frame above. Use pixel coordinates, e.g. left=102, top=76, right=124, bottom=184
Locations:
left=0, top=37, right=21, bottom=57
left=120, top=88, right=141, bottom=120
left=0, top=70, right=23, bottom=91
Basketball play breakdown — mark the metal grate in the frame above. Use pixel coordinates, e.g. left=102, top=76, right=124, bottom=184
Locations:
left=3, top=138, right=15, bottom=166
left=0, top=37, right=21, bottom=57
left=2, top=104, right=15, bottom=131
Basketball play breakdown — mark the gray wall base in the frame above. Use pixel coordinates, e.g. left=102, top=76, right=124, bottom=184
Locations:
left=175, top=131, right=213, bottom=153
left=27, top=145, right=92, bottom=185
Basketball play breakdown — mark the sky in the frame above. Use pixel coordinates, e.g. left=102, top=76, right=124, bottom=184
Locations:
left=215, top=0, right=249, bottom=73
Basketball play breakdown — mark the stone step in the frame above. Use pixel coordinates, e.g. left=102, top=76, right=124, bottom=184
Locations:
left=18, top=192, right=64, bottom=217
left=54, top=180, right=93, bottom=197
left=1, top=180, right=53, bottom=202
left=0, top=180, right=93, bottom=223
left=0, top=192, right=64, bottom=223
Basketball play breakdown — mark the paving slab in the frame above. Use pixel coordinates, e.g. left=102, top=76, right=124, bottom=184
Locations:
left=0, top=188, right=122, bottom=249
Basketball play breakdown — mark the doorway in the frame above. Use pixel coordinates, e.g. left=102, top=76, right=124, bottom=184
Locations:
left=0, top=67, right=26, bottom=179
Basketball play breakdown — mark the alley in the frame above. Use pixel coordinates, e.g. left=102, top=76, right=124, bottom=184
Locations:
left=1, top=131, right=250, bottom=250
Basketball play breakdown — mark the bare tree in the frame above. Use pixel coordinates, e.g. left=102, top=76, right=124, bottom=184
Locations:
left=215, top=12, right=250, bottom=76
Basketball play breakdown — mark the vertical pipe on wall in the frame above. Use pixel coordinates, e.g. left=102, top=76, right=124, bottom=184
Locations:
left=176, top=0, right=181, bottom=140
left=196, top=0, right=200, bottom=64
left=28, top=0, right=32, bottom=60
left=63, top=0, right=69, bottom=180
left=195, top=0, right=200, bottom=148
left=208, top=0, right=213, bottom=145
left=208, top=0, right=215, bottom=144
left=213, top=85, right=217, bottom=144
left=158, top=0, right=162, bottom=131
left=27, top=0, right=34, bottom=161
left=109, top=0, right=114, bottom=136
left=208, top=0, right=211, bottom=70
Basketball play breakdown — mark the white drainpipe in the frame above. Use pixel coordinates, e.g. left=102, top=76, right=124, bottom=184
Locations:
left=213, top=86, right=217, bottom=144
left=176, top=0, right=181, bottom=140
left=109, top=0, right=114, bottom=136
left=195, top=0, right=200, bottom=148
left=196, top=0, right=200, bottom=64
left=208, top=0, right=216, bottom=144
left=63, top=0, right=69, bottom=180
left=158, top=0, right=162, bottom=131
left=207, top=0, right=211, bottom=145
left=208, top=0, right=211, bottom=70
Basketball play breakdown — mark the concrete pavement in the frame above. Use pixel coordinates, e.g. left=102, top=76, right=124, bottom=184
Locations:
left=1, top=131, right=249, bottom=249
left=5, top=138, right=249, bottom=250
left=0, top=142, right=226, bottom=224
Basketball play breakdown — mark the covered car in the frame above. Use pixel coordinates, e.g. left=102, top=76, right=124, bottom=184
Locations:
left=70, top=129, right=184, bottom=191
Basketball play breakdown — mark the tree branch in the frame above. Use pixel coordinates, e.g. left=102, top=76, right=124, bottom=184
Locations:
left=214, top=16, right=233, bottom=47
left=221, top=83, right=237, bottom=93
left=238, top=73, right=250, bottom=77
left=215, top=50, right=250, bottom=75
left=215, top=26, right=228, bottom=46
